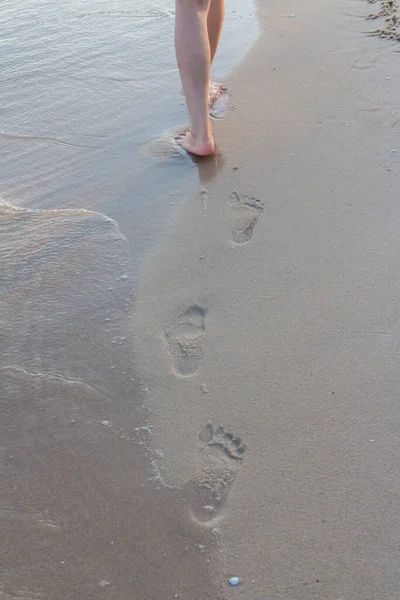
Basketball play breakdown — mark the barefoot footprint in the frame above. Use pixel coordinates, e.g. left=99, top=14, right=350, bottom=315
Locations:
left=228, top=191, right=264, bottom=244
left=184, top=424, right=246, bottom=524
left=164, top=305, right=206, bottom=377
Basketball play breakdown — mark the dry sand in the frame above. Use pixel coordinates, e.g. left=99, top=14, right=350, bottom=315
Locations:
left=134, top=0, right=400, bottom=597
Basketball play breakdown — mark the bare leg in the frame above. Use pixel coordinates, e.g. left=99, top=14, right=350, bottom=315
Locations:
left=175, top=0, right=214, bottom=156
left=208, top=0, right=225, bottom=63
left=208, top=0, right=225, bottom=105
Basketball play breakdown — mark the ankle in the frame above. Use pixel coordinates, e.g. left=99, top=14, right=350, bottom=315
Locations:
left=191, top=121, right=213, bottom=142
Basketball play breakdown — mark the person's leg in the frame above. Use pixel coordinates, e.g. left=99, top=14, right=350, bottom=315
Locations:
left=208, top=0, right=225, bottom=64
left=208, top=0, right=225, bottom=105
left=175, top=0, right=214, bottom=156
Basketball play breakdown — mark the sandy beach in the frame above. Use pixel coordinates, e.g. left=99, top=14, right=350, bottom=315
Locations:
left=1, top=0, right=400, bottom=598
left=135, top=0, right=400, bottom=597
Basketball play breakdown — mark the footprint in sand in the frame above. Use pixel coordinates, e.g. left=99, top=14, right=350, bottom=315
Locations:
left=184, top=423, right=246, bottom=524
left=164, top=305, right=206, bottom=377
left=228, top=191, right=264, bottom=245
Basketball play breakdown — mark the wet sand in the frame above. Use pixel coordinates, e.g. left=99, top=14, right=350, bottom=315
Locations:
left=134, top=0, right=400, bottom=597
left=0, top=203, right=223, bottom=599
left=2, top=0, right=400, bottom=598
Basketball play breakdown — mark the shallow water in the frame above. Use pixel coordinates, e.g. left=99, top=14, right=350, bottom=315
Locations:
left=1, top=0, right=258, bottom=241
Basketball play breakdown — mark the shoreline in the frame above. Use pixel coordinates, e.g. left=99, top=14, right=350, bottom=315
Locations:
left=0, top=2, right=260, bottom=598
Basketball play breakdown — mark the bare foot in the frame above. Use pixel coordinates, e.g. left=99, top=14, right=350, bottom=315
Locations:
left=176, top=131, right=215, bottom=157
left=209, top=81, right=222, bottom=106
